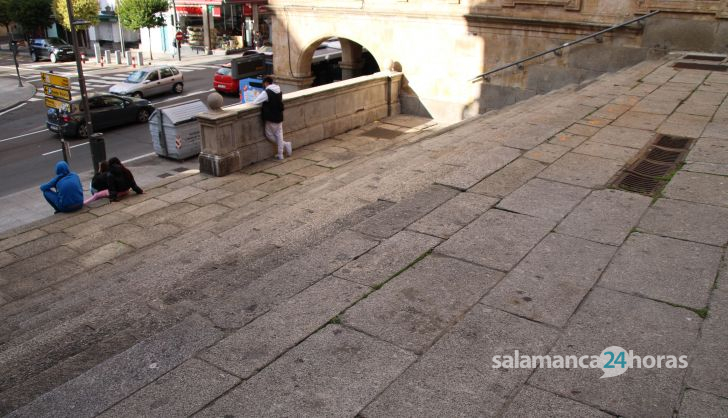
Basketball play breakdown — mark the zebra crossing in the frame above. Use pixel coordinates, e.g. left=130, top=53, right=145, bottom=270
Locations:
left=26, top=62, right=223, bottom=102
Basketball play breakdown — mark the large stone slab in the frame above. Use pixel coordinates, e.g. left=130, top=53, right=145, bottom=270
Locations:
left=524, top=143, right=570, bottom=163
left=407, top=193, right=498, bottom=239
left=639, top=198, right=728, bottom=246
left=496, top=178, right=590, bottom=221
left=361, top=306, right=557, bottom=417
left=156, top=186, right=205, bottom=204
left=684, top=161, right=728, bottom=177
left=686, top=289, right=728, bottom=398
left=556, top=189, right=651, bottom=246
left=6, top=233, right=72, bottom=260
left=612, top=111, right=667, bottom=131
left=0, top=229, right=47, bottom=252
left=436, top=146, right=521, bottom=190
left=98, top=359, right=239, bottom=418
left=200, top=276, right=368, bottom=378
left=469, top=158, right=546, bottom=198
left=589, top=125, right=655, bottom=149
left=538, top=153, right=624, bottom=188
left=207, top=230, right=378, bottom=328
left=8, top=315, right=223, bottom=418
left=334, top=231, right=441, bottom=286
left=573, top=141, right=638, bottom=163
left=663, top=171, right=728, bottom=208
left=658, top=112, right=710, bottom=139
left=687, top=138, right=728, bottom=165
left=352, top=185, right=458, bottom=239
left=482, top=233, right=616, bottom=327
left=342, top=254, right=503, bottom=353
left=195, top=325, right=415, bottom=417
left=600, top=233, right=720, bottom=309
left=437, top=209, right=555, bottom=271
left=503, top=386, right=613, bottom=418
left=548, top=132, right=589, bottom=148
left=678, top=389, right=728, bottom=418
left=529, top=287, right=700, bottom=418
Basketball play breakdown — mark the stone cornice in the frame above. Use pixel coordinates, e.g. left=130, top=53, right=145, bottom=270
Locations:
left=463, top=13, right=645, bottom=35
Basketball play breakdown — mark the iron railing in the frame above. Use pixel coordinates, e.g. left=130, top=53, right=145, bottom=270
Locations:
left=470, top=10, right=662, bottom=83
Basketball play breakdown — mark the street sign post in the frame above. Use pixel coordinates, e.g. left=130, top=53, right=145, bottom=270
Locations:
left=41, top=71, right=72, bottom=162
left=176, top=31, right=183, bottom=62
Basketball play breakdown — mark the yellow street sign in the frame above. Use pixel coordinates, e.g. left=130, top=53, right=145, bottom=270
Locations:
left=40, top=72, right=71, bottom=89
left=43, top=85, right=72, bottom=101
left=44, top=97, right=70, bottom=112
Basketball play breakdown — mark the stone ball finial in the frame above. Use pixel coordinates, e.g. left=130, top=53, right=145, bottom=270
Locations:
left=207, top=92, right=224, bottom=111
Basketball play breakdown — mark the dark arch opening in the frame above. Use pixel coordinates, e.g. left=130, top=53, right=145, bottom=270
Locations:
left=306, top=37, right=380, bottom=87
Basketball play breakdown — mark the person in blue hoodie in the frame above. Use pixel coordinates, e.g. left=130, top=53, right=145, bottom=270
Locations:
left=40, top=161, right=84, bottom=213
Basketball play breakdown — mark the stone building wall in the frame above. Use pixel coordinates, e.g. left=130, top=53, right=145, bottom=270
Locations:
left=266, top=0, right=728, bottom=122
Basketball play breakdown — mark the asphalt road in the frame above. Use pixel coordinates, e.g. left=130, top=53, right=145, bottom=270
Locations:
left=0, top=59, right=240, bottom=197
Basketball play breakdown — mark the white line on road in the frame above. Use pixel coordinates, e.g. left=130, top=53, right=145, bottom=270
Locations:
left=0, top=128, right=47, bottom=143
left=122, top=152, right=156, bottom=164
left=42, top=141, right=88, bottom=156
left=153, top=88, right=214, bottom=105
left=0, top=103, right=26, bottom=117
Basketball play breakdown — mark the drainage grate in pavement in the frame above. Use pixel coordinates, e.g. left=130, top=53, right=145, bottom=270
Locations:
left=611, top=135, right=693, bottom=196
left=362, top=127, right=403, bottom=140
left=682, top=54, right=726, bottom=62
left=631, top=159, right=673, bottom=178
left=172, top=167, right=189, bottom=173
left=672, top=62, right=728, bottom=72
left=655, top=136, right=691, bottom=149
left=158, top=173, right=173, bottom=178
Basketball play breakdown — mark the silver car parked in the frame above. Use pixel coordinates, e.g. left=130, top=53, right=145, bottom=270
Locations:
left=109, top=65, right=184, bottom=98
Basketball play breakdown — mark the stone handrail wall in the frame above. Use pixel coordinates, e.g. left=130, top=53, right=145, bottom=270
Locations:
left=197, top=72, right=402, bottom=176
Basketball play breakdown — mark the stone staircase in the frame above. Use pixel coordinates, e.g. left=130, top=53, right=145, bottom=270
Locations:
left=2, top=53, right=728, bottom=417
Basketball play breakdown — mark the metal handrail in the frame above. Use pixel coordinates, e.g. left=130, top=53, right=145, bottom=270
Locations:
left=470, top=10, right=661, bottom=83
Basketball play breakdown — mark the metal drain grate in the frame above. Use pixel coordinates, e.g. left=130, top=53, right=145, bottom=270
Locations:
left=630, top=159, right=672, bottom=178
left=646, top=147, right=682, bottom=163
left=682, top=54, right=726, bottom=62
left=672, top=62, right=728, bottom=72
left=655, top=136, right=691, bottom=149
left=172, top=167, right=189, bottom=173
left=615, top=173, right=663, bottom=194
left=611, top=135, right=693, bottom=196
left=362, top=127, right=403, bottom=140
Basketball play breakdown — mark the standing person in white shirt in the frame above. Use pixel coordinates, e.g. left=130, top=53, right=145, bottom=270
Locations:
left=253, top=77, right=292, bottom=160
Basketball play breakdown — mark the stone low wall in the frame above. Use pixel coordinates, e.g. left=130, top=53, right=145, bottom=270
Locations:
left=197, top=72, right=402, bottom=176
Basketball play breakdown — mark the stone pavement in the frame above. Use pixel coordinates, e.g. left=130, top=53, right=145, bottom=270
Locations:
left=1, top=52, right=728, bottom=417
left=0, top=77, right=35, bottom=112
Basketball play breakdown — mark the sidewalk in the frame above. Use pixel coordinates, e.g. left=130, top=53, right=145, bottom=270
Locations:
left=0, top=153, right=199, bottom=235
left=1, top=52, right=728, bottom=417
left=0, top=76, right=35, bottom=112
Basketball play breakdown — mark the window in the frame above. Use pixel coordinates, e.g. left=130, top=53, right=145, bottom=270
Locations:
left=160, top=67, right=173, bottom=78
left=102, top=96, right=125, bottom=107
left=126, top=70, right=148, bottom=83
left=171, top=67, right=179, bottom=75
left=216, top=67, right=231, bottom=76
left=147, top=71, right=159, bottom=81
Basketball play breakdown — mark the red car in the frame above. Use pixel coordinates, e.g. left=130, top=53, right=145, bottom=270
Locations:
left=213, top=63, right=238, bottom=94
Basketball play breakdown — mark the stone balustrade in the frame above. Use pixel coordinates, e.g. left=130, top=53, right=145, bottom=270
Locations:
left=197, top=72, right=403, bottom=176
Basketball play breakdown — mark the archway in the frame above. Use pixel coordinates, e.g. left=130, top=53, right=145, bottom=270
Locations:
left=294, top=36, right=381, bottom=88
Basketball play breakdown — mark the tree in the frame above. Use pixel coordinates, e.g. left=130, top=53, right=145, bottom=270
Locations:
left=52, top=0, right=99, bottom=31
left=117, top=0, right=168, bottom=60
left=10, top=0, right=53, bottom=38
left=0, top=0, right=12, bottom=45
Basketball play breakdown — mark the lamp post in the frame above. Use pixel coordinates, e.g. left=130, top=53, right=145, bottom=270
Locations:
left=65, top=0, right=105, bottom=172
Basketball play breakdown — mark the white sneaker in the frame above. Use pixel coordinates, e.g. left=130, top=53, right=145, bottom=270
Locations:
left=274, top=154, right=284, bottom=160
left=284, top=141, right=293, bottom=157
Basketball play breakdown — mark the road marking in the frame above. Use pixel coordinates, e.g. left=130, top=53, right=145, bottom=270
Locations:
left=123, top=152, right=156, bottom=164
left=0, top=102, right=26, bottom=116
left=42, top=141, right=88, bottom=156
left=153, top=88, right=214, bottom=104
left=0, top=128, right=47, bottom=143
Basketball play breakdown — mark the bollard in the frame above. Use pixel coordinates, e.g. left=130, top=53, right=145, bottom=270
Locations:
left=94, top=43, right=102, bottom=64
left=125, top=50, right=132, bottom=66
left=100, top=56, right=104, bottom=67
left=104, top=50, right=111, bottom=65
left=114, top=50, right=121, bottom=65
left=89, top=133, right=106, bottom=175
left=136, top=51, right=143, bottom=67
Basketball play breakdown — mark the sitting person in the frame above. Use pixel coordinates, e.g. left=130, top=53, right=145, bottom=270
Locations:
left=107, top=157, right=143, bottom=200
left=40, top=161, right=84, bottom=213
left=84, top=160, right=110, bottom=205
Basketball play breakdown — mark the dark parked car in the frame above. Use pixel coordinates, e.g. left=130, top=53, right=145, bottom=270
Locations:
left=30, top=37, right=75, bottom=63
left=46, top=94, right=155, bottom=138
